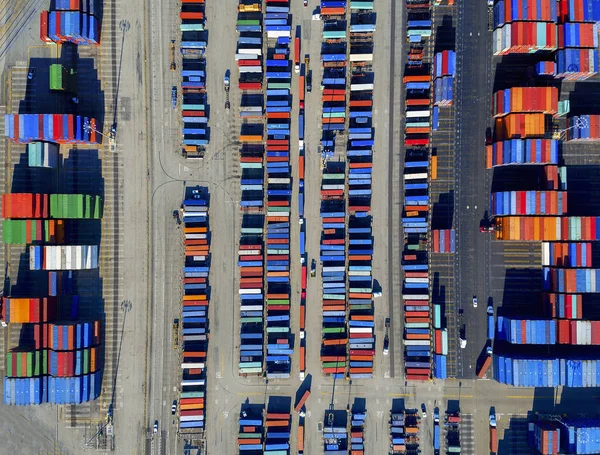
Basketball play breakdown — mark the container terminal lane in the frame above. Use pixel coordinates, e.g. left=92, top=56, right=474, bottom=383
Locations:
left=2, top=0, right=600, bottom=453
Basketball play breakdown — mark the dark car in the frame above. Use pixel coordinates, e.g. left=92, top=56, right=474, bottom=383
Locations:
left=485, top=127, right=493, bottom=145
left=27, top=69, right=35, bottom=80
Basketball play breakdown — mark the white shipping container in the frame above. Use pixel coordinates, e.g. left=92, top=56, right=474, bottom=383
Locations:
left=350, top=83, right=374, bottom=91
left=239, top=66, right=263, bottom=73
left=348, top=271, right=371, bottom=276
left=238, top=249, right=261, bottom=255
left=181, top=379, right=205, bottom=386
left=186, top=234, right=208, bottom=239
left=180, top=415, right=204, bottom=422
left=406, top=110, right=431, bottom=118
left=236, top=48, right=262, bottom=56
left=181, top=362, right=205, bottom=369
left=541, top=242, right=550, bottom=266
left=405, top=278, right=428, bottom=284
left=267, top=178, right=290, bottom=184
left=403, top=173, right=428, bottom=180
left=403, top=340, right=431, bottom=346
left=322, top=266, right=345, bottom=272
left=267, top=30, right=291, bottom=38
left=240, top=305, right=263, bottom=311
left=349, top=53, right=373, bottom=62
left=402, top=294, right=428, bottom=300
left=349, top=327, right=373, bottom=334
left=267, top=211, right=289, bottom=217
left=66, top=245, right=73, bottom=270
left=192, top=256, right=207, bottom=261
left=238, top=289, right=262, bottom=295
left=322, top=184, right=345, bottom=190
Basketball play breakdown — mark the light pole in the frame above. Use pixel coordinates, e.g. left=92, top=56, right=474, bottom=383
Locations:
left=83, top=120, right=117, bottom=153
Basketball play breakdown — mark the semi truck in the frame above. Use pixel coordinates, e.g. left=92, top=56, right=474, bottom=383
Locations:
left=477, top=346, right=493, bottom=378
left=489, top=411, right=498, bottom=454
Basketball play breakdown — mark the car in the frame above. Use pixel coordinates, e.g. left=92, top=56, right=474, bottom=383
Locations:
left=27, top=69, right=35, bottom=80
left=472, top=296, right=478, bottom=308
left=485, top=127, right=493, bottom=145
left=153, top=420, right=158, bottom=434
left=192, top=188, right=203, bottom=195
left=310, top=259, right=316, bottom=277
left=373, top=291, right=382, bottom=298
left=383, top=335, right=389, bottom=356
left=171, top=86, right=177, bottom=109
left=460, top=338, right=467, bottom=349
left=172, top=400, right=177, bottom=415
left=421, top=403, right=427, bottom=418
left=304, top=0, right=308, bottom=5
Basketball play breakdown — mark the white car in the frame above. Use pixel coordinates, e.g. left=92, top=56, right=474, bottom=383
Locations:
left=472, top=296, right=478, bottom=308
left=460, top=338, right=467, bottom=349
left=153, top=420, right=158, bottom=434
left=172, top=400, right=177, bottom=415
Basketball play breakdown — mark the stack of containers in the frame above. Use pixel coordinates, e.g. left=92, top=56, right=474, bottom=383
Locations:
left=494, top=113, right=548, bottom=140
left=530, top=422, right=560, bottom=455
left=496, top=317, right=558, bottom=344
left=492, top=87, right=559, bottom=117
left=543, top=268, right=600, bottom=293
left=29, top=245, right=99, bottom=270
left=543, top=293, right=582, bottom=319
left=350, top=410, right=366, bottom=454
left=4, top=114, right=98, bottom=144
left=47, top=323, right=100, bottom=377
left=50, top=194, right=103, bottom=219
left=485, top=138, right=559, bottom=167
left=264, top=9, right=292, bottom=379
left=431, top=229, right=455, bottom=253
left=323, top=421, right=348, bottom=454
left=492, top=0, right=558, bottom=55
left=238, top=233, right=264, bottom=376
left=1, top=298, right=58, bottom=324
left=180, top=0, right=206, bottom=56
left=264, top=410, right=291, bottom=454
left=4, top=371, right=101, bottom=405
left=347, top=216, right=375, bottom=378
left=567, top=115, right=600, bottom=141
left=542, top=242, right=592, bottom=267
left=5, top=350, right=48, bottom=378
left=2, top=220, right=64, bottom=244
left=490, top=190, right=567, bottom=216
left=446, top=412, right=461, bottom=453
left=432, top=308, right=447, bottom=378
left=238, top=409, right=264, bottom=453
left=320, top=164, right=348, bottom=378
left=27, top=142, right=59, bottom=168
left=264, top=0, right=291, bottom=40
left=494, top=355, right=600, bottom=387
left=556, top=21, right=599, bottom=80
left=40, top=4, right=100, bottom=46
left=320, top=11, right=347, bottom=159
left=237, top=0, right=265, bottom=378
left=179, top=196, right=209, bottom=431
left=1, top=193, right=49, bottom=218
left=432, top=50, right=455, bottom=106
left=236, top=1, right=263, bottom=91
left=404, top=409, right=420, bottom=452
left=180, top=0, right=208, bottom=156
left=536, top=61, right=557, bottom=77
left=390, top=412, right=406, bottom=454
left=407, top=18, right=432, bottom=41
left=560, top=418, right=600, bottom=454
left=493, top=215, right=600, bottom=241
left=403, top=74, right=430, bottom=147
left=181, top=59, right=209, bottom=153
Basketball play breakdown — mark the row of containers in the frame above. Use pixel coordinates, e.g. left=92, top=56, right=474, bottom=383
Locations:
left=431, top=229, right=455, bottom=253
left=491, top=0, right=600, bottom=80
left=494, top=355, right=600, bottom=387
left=1, top=193, right=102, bottom=219
left=39, top=10, right=99, bottom=45
left=238, top=408, right=264, bottom=453
left=497, top=317, right=600, bottom=345
left=178, top=196, right=210, bottom=432
left=264, top=2, right=293, bottom=380
left=485, top=138, right=559, bottom=167
left=3, top=320, right=102, bottom=405
left=405, top=409, right=421, bottom=453
left=237, top=0, right=265, bottom=377
left=528, top=419, right=600, bottom=455
left=27, top=142, right=59, bottom=168
left=347, top=5, right=377, bottom=380
left=542, top=267, right=600, bottom=293
left=446, top=411, right=461, bottom=453
left=2, top=219, right=64, bottom=244
left=323, top=416, right=348, bottom=454
left=390, top=411, right=406, bottom=454
left=543, top=293, right=583, bottom=319
left=4, top=114, right=98, bottom=144
left=320, top=164, right=348, bottom=378
left=490, top=190, right=567, bottom=216
left=179, top=0, right=209, bottom=155
left=319, top=0, right=349, bottom=379
left=402, top=0, right=434, bottom=382
left=541, top=241, right=592, bottom=267
left=432, top=50, right=455, bottom=107
left=492, top=216, right=600, bottom=241
left=320, top=0, right=347, bottom=161
left=29, top=245, right=99, bottom=270
left=350, top=410, right=366, bottom=454
left=4, top=372, right=102, bottom=405
left=492, top=87, right=558, bottom=117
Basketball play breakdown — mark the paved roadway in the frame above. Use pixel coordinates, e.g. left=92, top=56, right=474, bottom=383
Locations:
left=453, top=0, right=495, bottom=379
